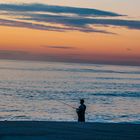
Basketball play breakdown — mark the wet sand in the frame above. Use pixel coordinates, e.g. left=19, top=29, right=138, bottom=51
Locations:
left=0, top=121, right=139, bottom=140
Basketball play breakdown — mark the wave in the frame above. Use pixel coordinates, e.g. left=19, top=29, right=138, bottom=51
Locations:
left=90, top=92, right=140, bottom=97
left=0, top=66, right=140, bottom=75
left=1, top=87, right=140, bottom=98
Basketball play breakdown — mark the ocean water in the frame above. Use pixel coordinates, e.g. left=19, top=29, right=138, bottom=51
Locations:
left=0, top=59, right=140, bottom=123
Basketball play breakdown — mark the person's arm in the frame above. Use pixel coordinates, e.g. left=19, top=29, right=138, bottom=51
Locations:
left=76, top=105, right=82, bottom=113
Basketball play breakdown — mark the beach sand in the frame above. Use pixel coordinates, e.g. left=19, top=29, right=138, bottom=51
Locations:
left=0, top=121, right=139, bottom=140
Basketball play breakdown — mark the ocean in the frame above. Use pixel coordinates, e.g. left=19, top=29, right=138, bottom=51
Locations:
left=0, top=59, right=140, bottom=123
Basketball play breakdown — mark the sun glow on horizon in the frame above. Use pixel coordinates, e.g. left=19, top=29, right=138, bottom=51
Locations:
left=0, top=1, right=140, bottom=65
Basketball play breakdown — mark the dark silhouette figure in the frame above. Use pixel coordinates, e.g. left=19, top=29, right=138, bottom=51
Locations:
left=76, top=99, right=86, bottom=122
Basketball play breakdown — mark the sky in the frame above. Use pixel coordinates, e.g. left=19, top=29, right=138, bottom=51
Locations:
left=0, top=0, right=140, bottom=65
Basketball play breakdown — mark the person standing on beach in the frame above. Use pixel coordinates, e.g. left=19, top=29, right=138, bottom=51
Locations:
left=76, top=99, right=86, bottom=122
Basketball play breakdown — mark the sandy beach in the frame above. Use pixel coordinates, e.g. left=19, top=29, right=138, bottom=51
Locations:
left=0, top=121, right=139, bottom=140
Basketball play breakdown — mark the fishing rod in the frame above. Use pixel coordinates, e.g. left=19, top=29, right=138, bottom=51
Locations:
left=57, top=100, right=76, bottom=109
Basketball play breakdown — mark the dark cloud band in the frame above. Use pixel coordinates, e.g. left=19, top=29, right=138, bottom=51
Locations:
left=22, top=13, right=140, bottom=30
left=45, top=46, right=76, bottom=49
left=0, top=3, right=139, bottom=33
left=0, top=3, right=122, bottom=17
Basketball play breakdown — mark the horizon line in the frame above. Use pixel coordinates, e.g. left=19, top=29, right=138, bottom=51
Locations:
left=0, top=58, right=140, bottom=67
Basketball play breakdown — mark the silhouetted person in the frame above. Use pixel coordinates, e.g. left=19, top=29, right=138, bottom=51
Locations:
left=76, top=99, right=86, bottom=122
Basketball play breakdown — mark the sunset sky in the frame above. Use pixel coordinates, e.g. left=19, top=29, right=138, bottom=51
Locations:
left=0, top=0, right=140, bottom=65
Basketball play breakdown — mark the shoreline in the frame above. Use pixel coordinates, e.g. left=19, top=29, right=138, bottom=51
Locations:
left=0, top=121, right=140, bottom=140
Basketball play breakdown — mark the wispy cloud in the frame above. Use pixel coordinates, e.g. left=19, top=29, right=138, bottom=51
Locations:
left=0, top=18, right=72, bottom=32
left=0, top=3, right=140, bottom=33
left=0, top=3, right=122, bottom=17
left=0, top=50, right=28, bottom=55
left=45, top=46, right=76, bottom=50
left=0, top=18, right=111, bottom=33
left=0, top=50, right=140, bottom=66
left=0, top=50, right=30, bottom=59
left=22, top=14, right=140, bottom=30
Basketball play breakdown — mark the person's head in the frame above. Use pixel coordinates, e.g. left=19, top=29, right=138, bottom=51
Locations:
left=80, top=99, right=84, bottom=104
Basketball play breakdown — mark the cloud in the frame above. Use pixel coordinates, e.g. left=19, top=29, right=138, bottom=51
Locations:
left=0, top=50, right=140, bottom=66
left=0, top=3, right=122, bottom=17
left=22, top=13, right=140, bottom=30
left=0, top=18, right=111, bottom=33
left=0, top=3, right=140, bottom=33
left=0, top=18, right=70, bottom=32
left=45, top=46, right=76, bottom=50
left=0, top=50, right=30, bottom=59
left=126, top=48, right=132, bottom=51
left=0, top=50, right=28, bottom=55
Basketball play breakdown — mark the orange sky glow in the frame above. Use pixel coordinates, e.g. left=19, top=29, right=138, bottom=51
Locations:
left=0, top=1, right=140, bottom=65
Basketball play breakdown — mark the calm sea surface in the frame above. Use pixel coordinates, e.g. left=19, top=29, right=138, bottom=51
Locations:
left=0, top=60, right=140, bottom=123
